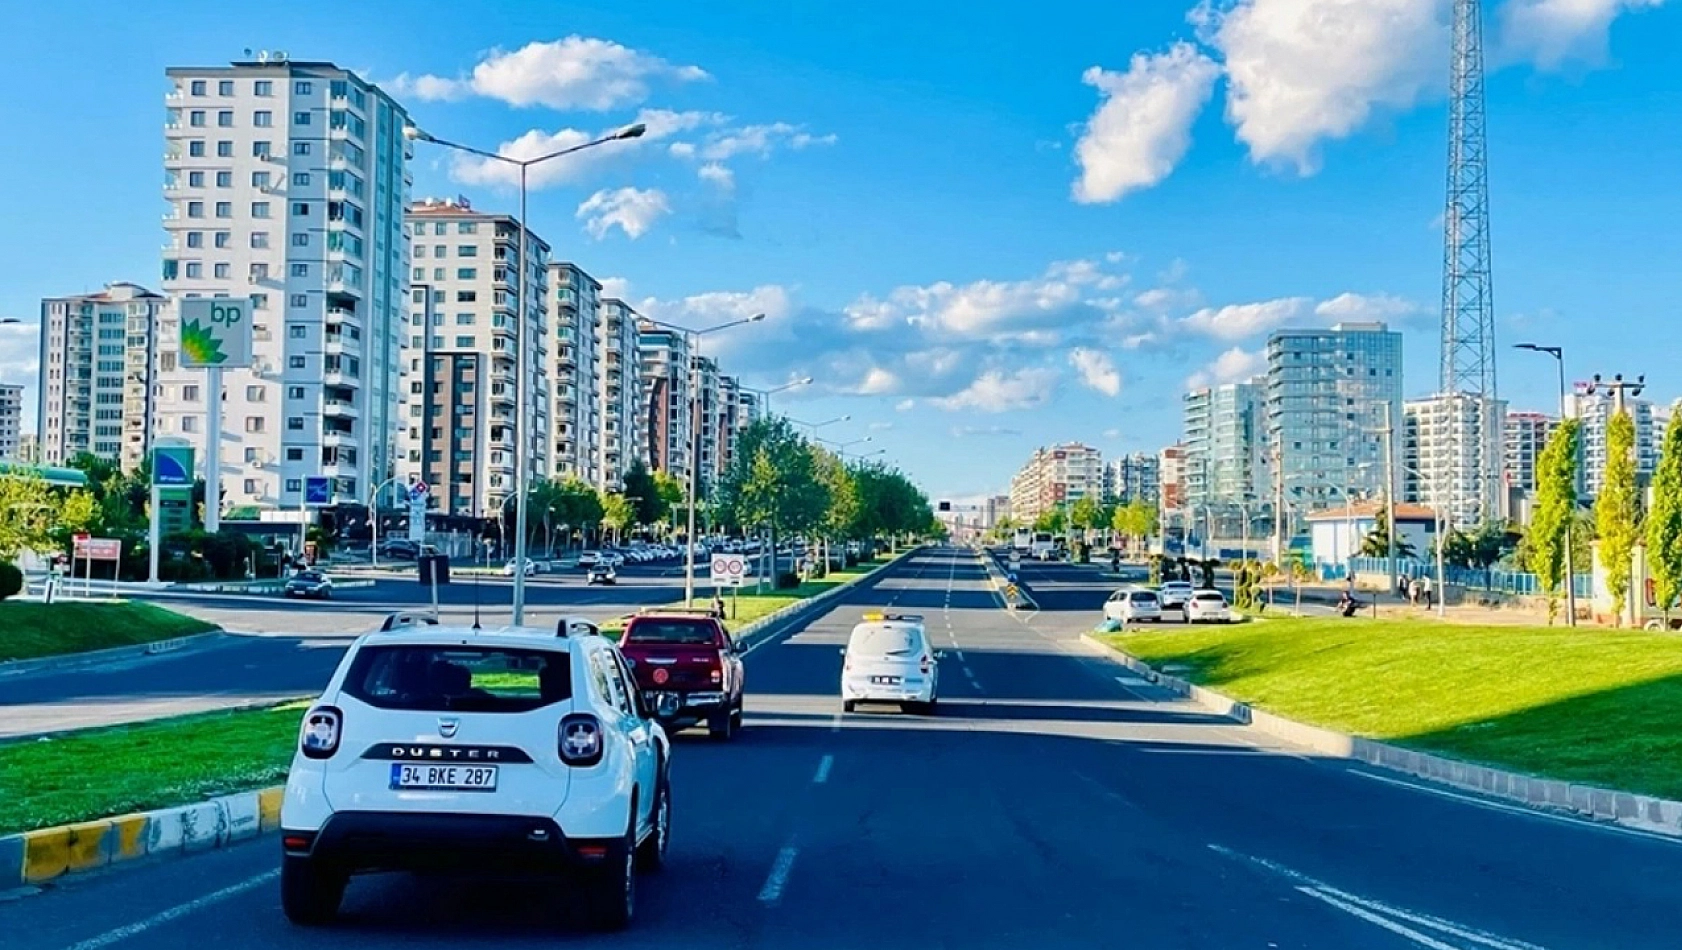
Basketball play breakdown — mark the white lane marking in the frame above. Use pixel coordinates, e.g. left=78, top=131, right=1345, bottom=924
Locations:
left=1346, top=768, right=1682, bottom=847
left=757, top=846, right=800, bottom=903
left=953, top=649, right=965, bottom=662
left=829, top=711, right=843, bottom=733
left=62, top=870, right=279, bottom=950
left=813, top=754, right=834, bottom=784
left=1207, top=845, right=1545, bottom=950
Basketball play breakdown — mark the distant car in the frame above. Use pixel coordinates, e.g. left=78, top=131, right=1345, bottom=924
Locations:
left=587, top=564, right=618, bottom=586
left=377, top=540, right=419, bottom=560
left=1186, top=589, right=1232, bottom=624
left=278, top=612, right=671, bottom=929
left=1158, top=581, right=1195, bottom=611
left=840, top=613, right=942, bottom=714
left=284, top=570, right=333, bottom=599
left=1104, top=588, right=1162, bottom=624
left=502, top=558, right=540, bottom=577
left=578, top=551, right=602, bottom=567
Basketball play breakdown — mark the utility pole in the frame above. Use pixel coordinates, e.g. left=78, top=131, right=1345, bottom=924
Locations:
left=1272, top=435, right=1285, bottom=565
left=1586, top=373, right=1647, bottom=628
left=1382, top=402, right=1398, bottom=596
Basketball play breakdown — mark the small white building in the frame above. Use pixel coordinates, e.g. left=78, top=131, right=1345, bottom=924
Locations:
left=1306, top=502, right=1440, bottom=570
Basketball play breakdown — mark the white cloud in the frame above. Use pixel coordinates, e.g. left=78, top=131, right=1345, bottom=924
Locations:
left=1195, top=0, right=1447, bottom=173
left=1134, top=286, right=1201, bottom=310
left=952, top=425, right=1024, bottom=437
left=1187, top=347, right=1269, bottom=389
left=576, top=187, right=672, bottom=240
left=0, top=322, right=40, bottom=429
left=868, top=421, right=895, bottom=431
left=1181, top=296, right=1313, bottom=339
left=640, top=285, right=796, bottom=325
left=1072, top=42, right=1221, bottom=203
left=1314, top=291, right=1422, bottom=322
left=1103, top=427, right=1123, bottom=439
left=847, top=258, right=1121, bottom=339
left=1069, top=348, right=1123, bottom=396
left=698, top=162, right=735, bottom=190
left=394, top=36, right=708, bottom=110
left=853, top=367, right=902, bottom=395
left=675, top=122, right=837, bottom=162
left=930, top=367, right=1059, bottom=413
left=448, top=108, right=716, bottom=191
left=599, top=277, right=632, bottom=300
left=895, top=399, right=918, bottom=413
left=1496, top=0, right=1666, bottom=70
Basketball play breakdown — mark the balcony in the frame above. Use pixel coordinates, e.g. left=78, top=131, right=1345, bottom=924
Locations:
left=322, top=429, right=357, bottom=448
left=323, top=367, right=359, bottom=387
left=324, top=397, right=359, bottom=418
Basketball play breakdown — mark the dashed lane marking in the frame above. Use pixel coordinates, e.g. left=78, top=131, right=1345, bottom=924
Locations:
left=61, top=870, right=279, bottom=950
left=813, top=754, right=834, bottom=784
left=757, top=846, right=800, bottom=904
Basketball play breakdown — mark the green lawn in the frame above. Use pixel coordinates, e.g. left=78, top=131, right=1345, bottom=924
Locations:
left=0, top=704, right=302, bottom=835
left=1105, top=616, right=1682, bottom=799
left=600, top=555, right=893, bottom=636
left=0, top=601, right=219, bottom=663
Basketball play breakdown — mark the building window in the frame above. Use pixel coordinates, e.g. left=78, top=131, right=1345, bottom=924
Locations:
left=250, top=263, right=269, bottom=280
left=184, top=262, right=203, bottom=278
left=190, top=80, right=206, bottom=96
left=183, top=384, right=201, bottom=401
left=251, top=201, right=270, bottom=218
left=254, top=111, right=272, bottom=127
left=412, top=222, right=425, bottom=236
left=291, top=263, right=308, bottom=278
left=455, top=336, right=474, bottom=348
left=189, top=110, right=206, bottom=127
left=457, top=291, right=476, bottom=302
left=186, top=201, right=204, bottom=218
left=243, top=478, right=259, bottom=494
left=457, top=268, right=476, bottom=280
left=251, top=293, right=268, bottom=310
left=455, top=313, right=474, bottom=325
left=243, top=447, right=260, bottom=463
left=251, top=232, right=269, bottom=249
left=214, top=231, right=231, bottom=248
left=288, top=417, right=304, bottom=431
left=215, top=170, right=232, bottom=188
left=433, top=244, right=446, bottom=256
left=217, top=110, right=234, bottom=127
left=217, top=140, right=233, bottom=157
left=412, top=267, right=425, bottom=280
left=286, top=448, right=304, bottom=462
left=292, top=202, right=309, bottom=216
left=295, top=80, right=312, bottom=95
left=251, top=171, right=270, bottom=188
left=214, top=263, right=230, bottom=279
left=183, top=417, right=199, bottom=433
left=289, top=355, right=307, bottom=369
left=253, top=141, right=271, bottom=158
left=255, top=80, right=272, bottom=96
left=292, top=233, right=309, bottom=247
left=285, top=478, right=301, bottom=493
left=458, top=245, right=477, bottom=258
left=458, top=222, right=477, bottom=234
left=186, top=231, right=203, bottom=249
left=292, top=172, right=310, bottom=187
left=292, top=141, right=309, bottom=155
left=218, top=80, right=234, bottom=96
left=413, top=246, right=425, bottom=258
left=434, top=268, right=445, bottom=281
left=289, top=293, right=307, bottom=308
left=434, top=223, right=448, bottom=236
left=214, top=201, right=232, bottom=218
left=293, top=111, right=311, bottom=126
left=188, top=140, right=206, bottom=157
left=187, top=170, right=204, bottom=187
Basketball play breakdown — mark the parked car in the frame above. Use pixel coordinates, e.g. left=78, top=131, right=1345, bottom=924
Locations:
left=1158, top=581, right=1195, bottom=611
left=1104, top=587, right=1163, bottom=624
left=283, top=570, right=333, bottom=599
left=618, top=609, right=745, bottom=739
left=1185, top=589, right=1232, bottom=624
left=839, top=612, right=942, bottom=714
left=278, top=612, right=671, bottom=930
left=502, top=558, right=541, bottom=577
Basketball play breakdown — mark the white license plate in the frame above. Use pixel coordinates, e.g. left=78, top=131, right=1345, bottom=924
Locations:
left=870, top=675, right=902, bottom=685
left=390, top=763, right=499, bottom=792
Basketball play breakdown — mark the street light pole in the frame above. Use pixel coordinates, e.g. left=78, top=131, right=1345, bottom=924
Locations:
left=407, top=120, right=646, bottom=625
left=1515, top=343, right=1578, bottom=626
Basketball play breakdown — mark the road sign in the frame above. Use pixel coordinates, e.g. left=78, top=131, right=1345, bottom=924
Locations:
left=177, top=298, right=255, bottom=369
left=304, top=476, right=332, bottom=506
left=407, top=482, right=429, bottom=543
left=74, top=537, right=122, bottom=560
left=711, top=554, right=747, bottom=588
left=152, top=445, right=194, bottom=487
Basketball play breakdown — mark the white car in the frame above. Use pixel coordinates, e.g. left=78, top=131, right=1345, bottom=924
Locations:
left=578, top=551, right=602, bottom=567
left=1104, top=588, right=1163, bottom=624
left=278, top=612, right=672, bottom=930
left=1186, top=589, right=1232, bottom=623
left=840, top=613, right=942, bottom=714
left=1158, top=581, right=1195, bottom=611
left=502, top=558, right=540, bottom=577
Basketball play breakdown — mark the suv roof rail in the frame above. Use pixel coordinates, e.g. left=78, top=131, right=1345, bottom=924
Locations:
left=556, top=617, right=601, bottom=638
left=380, top=611, right=439, bottom=632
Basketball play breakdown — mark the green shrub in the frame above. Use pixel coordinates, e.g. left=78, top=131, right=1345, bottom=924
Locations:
left=0, top=563, right=22, bottom=600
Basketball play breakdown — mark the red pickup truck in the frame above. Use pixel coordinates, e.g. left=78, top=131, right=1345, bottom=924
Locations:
left=618, top=610, right=745, bottom=740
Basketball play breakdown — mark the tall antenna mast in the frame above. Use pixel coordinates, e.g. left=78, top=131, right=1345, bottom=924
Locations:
left=1440, top=0, right=1499, bottom=526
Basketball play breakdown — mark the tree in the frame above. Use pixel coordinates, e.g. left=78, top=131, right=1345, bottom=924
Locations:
left=1596, top=408, right=1643, bottom=626
left=810, top=447, right=858, bottom=573
left=1359, top=507, right=1417, bottom=559
left=621, top=459, right=662, bottom=528
left=1068, top=497, right=1102, bottom=535
left=600, top=493, right=635, bottom=545
left=1111, top=498, right=1158, bottom=551
left=652, top=471, right=686, bottom=532
left=0, top=476, right=57, bottom=560
left=59, top=489, right=101, bottom=536
left=713, top=418, right=832, bottom=580
left=1649, top=411, right=1682, bottom=625
left=1033, top=507, right=1066, bottom=534
left=1528, top=419, right=1580, bottom=624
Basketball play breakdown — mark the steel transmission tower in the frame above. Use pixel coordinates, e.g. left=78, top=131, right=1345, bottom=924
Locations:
left=1439, top=0, right=1500, bottom=526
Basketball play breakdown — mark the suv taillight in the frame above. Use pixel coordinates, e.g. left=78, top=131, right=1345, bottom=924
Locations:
left=559, top=714, right=604, bottom=767
left=299, top=705, right=342, bottom=759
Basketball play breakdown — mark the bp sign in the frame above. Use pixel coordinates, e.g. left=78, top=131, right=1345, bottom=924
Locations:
left=177, top=297, right=255, bottom=369
left=152, top=446, right=194, bottom=487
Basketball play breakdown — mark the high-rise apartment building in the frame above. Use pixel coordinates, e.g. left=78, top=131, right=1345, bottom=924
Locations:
left=550, top=262, right=602, bottom=486
left=1183, top=378, right=1269, bottom=510
left=1570, top=389, right=1657, bottom=501
left=1266, top=322, right=1403, bottom=517
left=692, top=356, right=724, bottom=491
left=639, top=325, right=691, bottom=482
left=597, top=298, right=645, bottom=489
left=1104, top=453, right=1160, bottom=505
left=1503, top=411, right=1556, bottom=500
left=38, top=282, right=165, bottom=470
left=984, top=494, right=1010, bottom=529
left=1403, top=393, right=1508, bottom=528
left=16, top=433, right=39, bottom=465
left=0, top=385, right=21, bottom=460
left=1008, top=442, right=1103, bottom=524
left=158, top=57, right=411, bottom=509
left=1158, top=444, right=1188, bottom=512
left=715, top=381, right=760, bottom=479
left=398, top=198, right=549, bottom=516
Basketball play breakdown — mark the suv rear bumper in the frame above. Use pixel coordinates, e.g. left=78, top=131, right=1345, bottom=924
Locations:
left=283, top=812, right=620, bottom=874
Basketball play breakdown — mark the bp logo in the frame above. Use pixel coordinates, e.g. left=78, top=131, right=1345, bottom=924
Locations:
left=177, top=299, right=254, bottom=369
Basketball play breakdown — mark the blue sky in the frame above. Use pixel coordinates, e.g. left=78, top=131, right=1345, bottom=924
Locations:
left=1, top=0, right=1679, bottom=503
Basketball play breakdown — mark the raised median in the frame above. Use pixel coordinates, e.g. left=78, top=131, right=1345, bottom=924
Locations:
left=0, top=601, right=217, bottom=664
left=1102, top=615, right=1682, bottom=800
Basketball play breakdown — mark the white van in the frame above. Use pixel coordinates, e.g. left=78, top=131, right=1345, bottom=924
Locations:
left=839, top=613, right=943, bottom=714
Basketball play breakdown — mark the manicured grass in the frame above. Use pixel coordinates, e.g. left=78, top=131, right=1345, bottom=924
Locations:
left=0, top=703, right=302, bottom=835
left=599, top=555, right=894, bottom=636
left=1104, top=616, right=1682, bottom=799
left=0, top=601, right=218, bottom=663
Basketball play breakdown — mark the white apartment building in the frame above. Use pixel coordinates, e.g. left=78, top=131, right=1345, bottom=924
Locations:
left=692, top=355, right=724, bottom=491
left=1403, top=393, right=1507, bottom=529
left=1570, top=389, right=1657, bottom=501
left=550, top=262, right=603, bottom=486
left=158, top=57, right=411, bottom=510
left=638, top=325, right=692, bottom=484
left=1008, top=442, right=1104, bottom=525
left=597, top=298, right=645, bottom=489
left=398, top=198, right=549, bottom=517
left=715, top=377, right=759, bottom=481
left=1504, top=411, right=1556, bottom=499
left=1183, top=378, right=1269, bottom=510
left=38, top=282, right=165, bottom=470
left=1104, top=453, right=1160, bottom=505
left=0, top=385, right=21, bottom=460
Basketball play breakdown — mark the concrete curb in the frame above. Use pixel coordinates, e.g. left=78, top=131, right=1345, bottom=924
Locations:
left=0, top=631, right=228, bottom=678
left=0, top=786, right=284, bottom=891
left=978, top=550, right=1038, bottom=611
left=177, top=578, right=377, bottom=594
left=1079, top=633, right=1682, bottom=838
left=0, top=550, right=918, bottom=891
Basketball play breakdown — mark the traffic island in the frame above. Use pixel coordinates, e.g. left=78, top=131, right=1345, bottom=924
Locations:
left=0, top=602, right=218, bottom=665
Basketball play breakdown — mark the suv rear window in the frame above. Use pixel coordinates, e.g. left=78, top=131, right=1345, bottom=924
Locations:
left=624, top=618, right=720, bottom=646
left=342, top=645, right=570, bottom=712
left=850, top=626, right=923, bottom=656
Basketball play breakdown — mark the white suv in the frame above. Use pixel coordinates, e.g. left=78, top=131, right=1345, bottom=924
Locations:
left=279, top=612, right=672, bottom=931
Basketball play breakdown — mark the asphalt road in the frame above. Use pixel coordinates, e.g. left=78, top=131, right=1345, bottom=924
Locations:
left=0, top=562, right=695, bottom=739
left=6, top=548, right=1682, bottom=948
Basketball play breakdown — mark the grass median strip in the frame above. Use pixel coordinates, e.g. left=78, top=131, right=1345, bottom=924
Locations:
left=0, top=703, right=302, bottom=836
left=0, top=601, right=218, bottom=663
left=1105, top=616, right=1682, bottom=800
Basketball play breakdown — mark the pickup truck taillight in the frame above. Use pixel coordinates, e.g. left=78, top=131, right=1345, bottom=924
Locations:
left=559, top=714, right=604, bottom=767
left=299, top=705, right=342, bottom=759
left=920, top=656, right=932, bottom=675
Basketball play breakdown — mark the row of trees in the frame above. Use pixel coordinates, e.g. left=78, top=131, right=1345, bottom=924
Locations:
left=996, top=497, right=1160, bottom=550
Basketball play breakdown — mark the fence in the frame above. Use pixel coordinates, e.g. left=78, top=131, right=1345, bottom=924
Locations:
left=1347, top=556, right=1592, bottom=599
